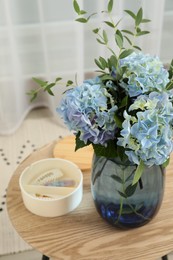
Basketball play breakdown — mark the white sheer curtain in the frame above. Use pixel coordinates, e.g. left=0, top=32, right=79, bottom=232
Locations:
left=0, top=0, right=170, bottom=135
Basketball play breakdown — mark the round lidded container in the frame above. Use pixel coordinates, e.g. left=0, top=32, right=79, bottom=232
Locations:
left=19, top=158, right=83, bottom=217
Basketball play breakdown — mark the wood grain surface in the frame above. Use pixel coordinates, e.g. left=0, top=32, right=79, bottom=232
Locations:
left=6, top=141, right=173, bottom=260
left=53, top=136, right=93, bottom=171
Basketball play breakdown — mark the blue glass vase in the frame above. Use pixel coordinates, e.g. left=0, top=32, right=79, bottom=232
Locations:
left=91, top=155, right=165, bottom=229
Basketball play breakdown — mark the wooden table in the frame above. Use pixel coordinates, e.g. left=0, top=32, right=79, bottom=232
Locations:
left=6, top=141, right=173, bottom=260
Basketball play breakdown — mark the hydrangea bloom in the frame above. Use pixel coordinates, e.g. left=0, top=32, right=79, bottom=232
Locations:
left=118, top=92, right=173, bottom=166
left=57, top=77, right=118, bottom=145
left=119, top=52, right=169, bottom=97
left=56, top=51, right=173, bottom=167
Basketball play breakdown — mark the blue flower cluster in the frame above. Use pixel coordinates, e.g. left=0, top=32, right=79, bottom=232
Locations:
left=120, top=53, right=169, bottom=97
left=118, top=92, right=173, bottom=166
left=57, top=52, right=173, bottom=166
left=57, top=77, right=118, bottom=145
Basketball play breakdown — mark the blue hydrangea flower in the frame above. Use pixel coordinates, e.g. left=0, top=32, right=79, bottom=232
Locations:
left=119, top=52, right=169, bottom=97
left=57, top=77, right=118, bottom=145
left=117, top=92, right=173, bottom=166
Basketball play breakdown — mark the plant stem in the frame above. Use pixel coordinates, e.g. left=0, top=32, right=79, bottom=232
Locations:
left=115, top=196, right=123, bottom=223
left=122, top=170, right=149, bottom=220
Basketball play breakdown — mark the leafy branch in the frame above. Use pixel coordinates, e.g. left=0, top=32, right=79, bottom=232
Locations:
left=166, top=60, right=173, bottom=91
left=74, top=0, right=150, bottom=77
left=27, top=77, right=74, bottom=102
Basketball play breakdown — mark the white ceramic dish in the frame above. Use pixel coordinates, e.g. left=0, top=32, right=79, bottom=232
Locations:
left=19, top=158, right=83, bottom=217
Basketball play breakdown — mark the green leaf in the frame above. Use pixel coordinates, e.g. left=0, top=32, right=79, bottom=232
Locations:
left=109, top=55, right=118, bottom=68
left=93, top=28, right=100, bottom=34
left=136, top=27, right=141, bottom=33
left=96, top=38, right=105, bottom=45
left=45, top=83, right=55, bottom=89
left=115, top=34, right=123, bottom=49
left=92, top=140, right=118, bottom=158
left=95, top=70, right=106, bottom=74
left=117, top=145, right=127, bottom=161
left=32, top=77, right=48, bottom=87
left=75, top=18, right=88, bottom=23
left=141, top=18, right=151, bottom=23
left=110, top=175, right=123, bottom=184
left=99, top=56, right=108, bottom=69
left=45, top=83, right=55, bottom=95
left=115, top=18, right=123, bottom=28
left=135, top=8, right=143, bottom=26
left=168, top=59, right=173, bottom=79
left=93, top=171, right=102, bottom=185
left=133, top=45, right=142, bottom=51
left=66, top=80, right=73, bottom=87
left=79, top=10, right=87, bottom=15
left=125, top=183, right=138, bottom=197
left=55, top=77, right=62, bottom=82
left=115, top=30, right=123, bottom=49
left=119, top=95, right=128, bottom=108
left=119, top=49, right=134, bottom=59
left=95, top=58, right=104, bottom=70
left=124, top=10, right=136, bottom=20
left=118, top=190, right=127, bottom=198
left=75, top=132, right=91, bottom=151
left=125, top=169, right=136, bottom=182
left=132, top=160, right=144, bottom=185
left=46, top=89, right=54, bottom=96
left=124, top=35, right=132, bottom=46
left=108, top=0, right=113, bottom=13
left=136, top=31, right=150, bottom=36
left=103, top=30, right=108, bottom=44
left=166, top=80, right=173, bottom=90
left=73, top=0, right=80, bottom=15
left=27, top=90, right=38, bottom=102
left=100, top=74, right=115, bottom=81
left=114, top=114, right=123, bottom=128
left=162, top=157, right=170, bottom=168
left=104, top=21, right=115, bottom=28
left=122, top=29, right=134, bottom=36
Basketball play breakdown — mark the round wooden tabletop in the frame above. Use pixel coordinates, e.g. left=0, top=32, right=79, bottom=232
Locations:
left=6, top=140, right=173, bottom=260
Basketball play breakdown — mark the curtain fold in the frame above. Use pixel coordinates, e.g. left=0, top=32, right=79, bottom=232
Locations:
left=0, top=0, right=169, bottom=135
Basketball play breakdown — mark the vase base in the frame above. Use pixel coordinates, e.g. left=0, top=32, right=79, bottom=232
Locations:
left=95, top=200, right=160, bottom=229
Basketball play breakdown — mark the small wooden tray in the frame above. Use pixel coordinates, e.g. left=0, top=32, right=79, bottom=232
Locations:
left=53, top=135, right=93, bottom=171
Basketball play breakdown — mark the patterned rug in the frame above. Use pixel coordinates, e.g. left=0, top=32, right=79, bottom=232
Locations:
left=0, top=107, right=70, bottom=255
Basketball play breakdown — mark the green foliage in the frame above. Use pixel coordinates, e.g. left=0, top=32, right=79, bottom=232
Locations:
left=28, top=77, right=74, bottom=101
left=73, top=0, right=86, bottom=16
left=107, top=0, right=114, bottom=13
left=132, top=160, right=145, bottom=185
left=162, top=157, right=170, bottom=168
left=119, top=49, right=134, bottom=59
left=27, top=0, right=173, bottom=187
left=74, top=0, right=150, bottom=75
left=92, top=140, right=118, bottom=158
left=110, top=174, right=123, bottom=184
left=75, top=132, right=91, bottom=151
left=125, top=183, right=138, bottom=197
left=29, top=1, right=151, bottom=102
left=168, top=59, right=173, bottom=79
left=166, top=60, right=173, bottom=90
left=27, top=78, right=56, bottom=101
